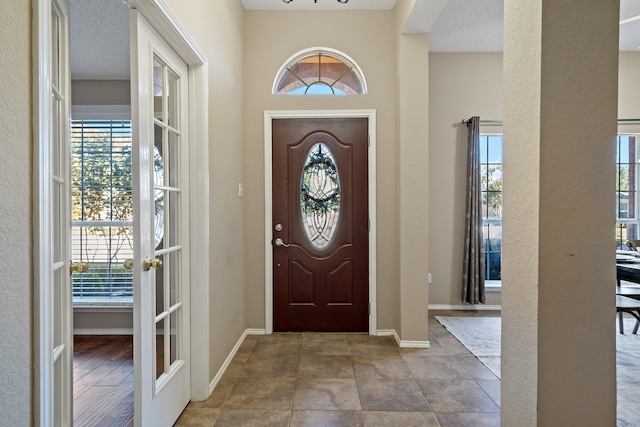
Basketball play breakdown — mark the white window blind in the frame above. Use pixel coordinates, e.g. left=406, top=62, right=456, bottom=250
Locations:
left=71, top=120, right=133, bottom=305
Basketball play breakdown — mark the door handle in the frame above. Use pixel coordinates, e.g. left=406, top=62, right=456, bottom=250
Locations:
left=274, top=238, right=290, bottom=248
left=143, top=257, right=163, bottom=271
left=123, top=259, right=134, bottom=270
left=70, top=261, right=89, bottom=275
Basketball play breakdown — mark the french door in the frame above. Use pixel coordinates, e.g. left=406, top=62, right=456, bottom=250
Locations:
left=272, top=118, right=369, bottom=332
left=35, top=0, right=74, bottom=424
left=130, top=10, right=191, bottom=426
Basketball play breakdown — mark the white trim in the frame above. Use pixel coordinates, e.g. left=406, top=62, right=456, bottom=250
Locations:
left=73, top=328, right=134, bottom=335
left=429, top=304, right=502, bottom=311
left=485, top=281, right=502, bottom=292
left=207, top=329, right=267, bottom=398
left=33, top=0, right=54, bottom=423
left=187, top=61, right=210, bottom=402
left=272, top=47, right=368, bottom=94
left=375, top=329, right=430, bottom=348
left=125, top=0, right=206, bottom=65
left=73, top=306, right=133, bottom=312
left=398, top=340, right=431, bottom=349
left=264, top=109, right=377, bottom=335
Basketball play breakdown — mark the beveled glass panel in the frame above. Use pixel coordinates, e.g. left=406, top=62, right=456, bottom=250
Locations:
left=156, top=317, right=165, bottom=380
left=170, top=310, right=178, bottom=366
left=289, top=55, right=320, bottom=86
left=168, top=131, right=180, bottom=188
left=306, top=83, right=334, bottom=95
left=167, top=69, right=179, bottom=129
left=300, top=142, right=340, bottom=249
left=153, top=58, right=164, bottom=120
left=169, top=250, right=179, bottom=307
left=168, top=190, right=180, bottom=248
left=155, top=253, right=165, bottom=316
left=275, top=51, right=366, bottom=95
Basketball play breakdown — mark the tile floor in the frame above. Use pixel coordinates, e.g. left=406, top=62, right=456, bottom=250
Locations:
left=175, top=313, right=501, bottom=426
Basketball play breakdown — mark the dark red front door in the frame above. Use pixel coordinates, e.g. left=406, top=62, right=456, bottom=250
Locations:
left=272, top=118, right=369, bottom=332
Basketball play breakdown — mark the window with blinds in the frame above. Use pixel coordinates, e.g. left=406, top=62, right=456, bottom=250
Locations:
left=71, top=120, right=133, bottom=305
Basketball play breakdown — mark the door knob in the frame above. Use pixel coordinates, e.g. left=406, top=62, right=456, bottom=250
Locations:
left=274, top=238, right=290, bottom=247
left=70, top=261, right=89, bottom=275
left=123, top=259, right=134, bottom=270
left=143, top=257, right=162, bottom=271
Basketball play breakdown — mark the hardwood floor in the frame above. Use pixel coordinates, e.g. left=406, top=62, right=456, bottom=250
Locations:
left=73, top=335, right=134, bottom=427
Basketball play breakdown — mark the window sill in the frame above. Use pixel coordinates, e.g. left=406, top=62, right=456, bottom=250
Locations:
left=73, top=301, right=133, bottom=311
left=485, top=281, right=502, bottom=292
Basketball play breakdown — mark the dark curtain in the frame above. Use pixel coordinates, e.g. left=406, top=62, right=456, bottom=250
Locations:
left=462, top=116, right=485, bottom=304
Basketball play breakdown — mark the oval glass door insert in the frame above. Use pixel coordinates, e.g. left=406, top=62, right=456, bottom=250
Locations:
left=300, top=142, right=340, bottom=249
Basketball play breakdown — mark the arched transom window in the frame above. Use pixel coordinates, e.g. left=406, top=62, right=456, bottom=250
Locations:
left=273, top=48, right=367, bottom=95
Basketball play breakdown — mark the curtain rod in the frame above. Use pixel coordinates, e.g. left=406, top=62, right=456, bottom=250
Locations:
left=460, top=119, right=502, bottom=125
left=460, top=119, right=640, bottom=125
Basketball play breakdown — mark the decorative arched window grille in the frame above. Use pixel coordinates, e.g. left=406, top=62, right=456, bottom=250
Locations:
left=273, top=48, right=367, bottom=95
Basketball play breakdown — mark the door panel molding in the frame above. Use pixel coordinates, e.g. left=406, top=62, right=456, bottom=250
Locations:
left=264, top=109, right=377, bottom=335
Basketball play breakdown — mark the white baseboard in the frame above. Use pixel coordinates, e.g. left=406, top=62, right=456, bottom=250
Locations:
left=429, top=304, right=502, bottom=311
left=376, top=329, right=430, bottom=348
left=73, top=328, right=133, bottom=335
left=208, top=328, right=266, bottom=397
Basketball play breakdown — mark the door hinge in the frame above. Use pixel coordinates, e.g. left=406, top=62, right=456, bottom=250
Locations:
left=368, top=134, right=370, bottom=147
left=368, top=218, right=370, bottom=232
left=368, top=302, right=370, bottom=315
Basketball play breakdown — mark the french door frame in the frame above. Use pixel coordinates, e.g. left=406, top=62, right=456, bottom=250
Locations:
left=34, top=1, right=211, bottom=424
left=263, top=109, right=378, bottom=335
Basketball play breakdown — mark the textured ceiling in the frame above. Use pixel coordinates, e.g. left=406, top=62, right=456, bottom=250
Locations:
left=69, top=0, right=640, bottom=80
left=70, top=0, right=130, bottom=80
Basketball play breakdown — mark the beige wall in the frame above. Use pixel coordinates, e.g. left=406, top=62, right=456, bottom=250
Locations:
left=428, top=52, right=503, bottom=307
left=72, top=80, right=131, bottom=105
left=0, top=0, right=31, bottom=424
left=164, top=0, right=246, bottom=382
left=619, top=52, right=640, bottom=133
left=243, top=10, right=400, bottom=331
left=428, top=51, right=640, bottom=308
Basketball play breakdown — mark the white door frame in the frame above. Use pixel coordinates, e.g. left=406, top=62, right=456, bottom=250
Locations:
left=263, top=109, right=378, bottom=335
left=34, top=1, right=211, bottom=423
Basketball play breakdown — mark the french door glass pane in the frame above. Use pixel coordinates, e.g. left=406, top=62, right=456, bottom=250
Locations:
left=53, top=267, right=63, bottom=348
left=169, top=250, right=179, bottom=307
left=156, top=317, right=165, bottom=380
left=168, top=131, right=180, bottom=188
left=155, top=253, right=165, bottom=316
left=167, top=69, right=179, bottom=129
left=170, top=310, right=178, bottom=365
left=153, top=59, right=164, bottom=121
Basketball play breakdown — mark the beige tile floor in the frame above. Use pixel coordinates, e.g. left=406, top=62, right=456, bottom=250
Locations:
left=175, top=313, right=501, bottom=427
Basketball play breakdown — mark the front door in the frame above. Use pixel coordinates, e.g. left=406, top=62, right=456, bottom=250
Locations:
left=131, top=11, right=191, bottom=426
left=272, top=118, right=369, bottom=332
